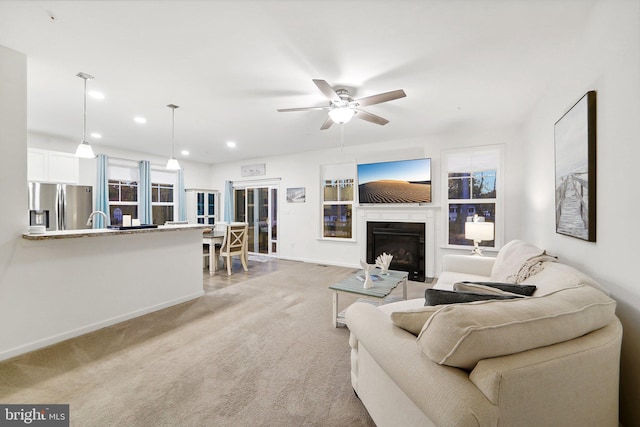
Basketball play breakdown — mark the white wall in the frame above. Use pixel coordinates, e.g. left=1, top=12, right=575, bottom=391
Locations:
left=520, top=1, right=640, bottom=425
left=0, top=45, right=27, bottom=314
left=1, top=229, right=205, bottom=361
left=210, top=126, right=524, bottom=273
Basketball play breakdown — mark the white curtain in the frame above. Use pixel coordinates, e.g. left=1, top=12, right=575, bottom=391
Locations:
left=94, top=154, right=110, bottom=228
left=139, top=160, right=152, bottom=224
left=223, top=180, right=233, bottom=222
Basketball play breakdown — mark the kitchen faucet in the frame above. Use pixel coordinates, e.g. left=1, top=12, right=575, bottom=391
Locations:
left=86, top=210, right=108, bottom=227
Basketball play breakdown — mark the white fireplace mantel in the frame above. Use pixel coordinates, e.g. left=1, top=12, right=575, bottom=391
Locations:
left=357, top=206, right=436, bottom=279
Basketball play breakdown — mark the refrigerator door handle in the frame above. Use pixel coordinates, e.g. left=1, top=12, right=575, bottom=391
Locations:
left=58, top=185, right=66, bottom=231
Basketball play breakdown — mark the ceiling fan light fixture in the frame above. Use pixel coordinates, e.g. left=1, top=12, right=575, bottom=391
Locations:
left=328, top=107, right=355, bottom=124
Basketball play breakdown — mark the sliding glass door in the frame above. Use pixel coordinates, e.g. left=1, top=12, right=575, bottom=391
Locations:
left=234, top=185, right=278, bottom=256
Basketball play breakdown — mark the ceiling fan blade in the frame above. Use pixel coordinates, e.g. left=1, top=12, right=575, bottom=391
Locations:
left=320, top=116, right=334, bottom=130
left=354, top=89, right=406, bottom=107
left=313, top=79, right=341, bottom=103
left=354, top=109, right=390, bottom=126
left=277, top=106, right=329, bottom=112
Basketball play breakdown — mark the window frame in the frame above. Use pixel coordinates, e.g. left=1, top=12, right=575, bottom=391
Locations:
left=320, top=163, right=356, bottom=241
left=442, top=145, right=504, bottom=251
left=108, top=160, right=140, bottom=226
left=150, top=167, right=178, bottom=225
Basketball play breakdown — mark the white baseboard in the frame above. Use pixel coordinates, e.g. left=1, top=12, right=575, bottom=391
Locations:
left=278, top=255, right=359, bottom=270
left=0, top=291, right=204, bottom=362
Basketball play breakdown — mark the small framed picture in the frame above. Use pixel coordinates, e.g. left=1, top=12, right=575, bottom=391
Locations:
left=286, top=187, right=306, bottom=203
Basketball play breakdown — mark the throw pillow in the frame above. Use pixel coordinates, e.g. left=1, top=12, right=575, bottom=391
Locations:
left=454, top=281, right=537, bottom=296
left=417, top=284, right=617, bottom=370
left=424, top=288, right=522, bottom=306
left=390, top=306, right=442, bottom=336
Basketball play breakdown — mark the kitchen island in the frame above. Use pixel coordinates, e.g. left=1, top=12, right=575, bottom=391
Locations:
left=21, top=223, right=209, bottom=240
left=1, top=224, right=208, bottom=361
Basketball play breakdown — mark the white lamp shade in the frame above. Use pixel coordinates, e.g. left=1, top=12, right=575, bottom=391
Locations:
left=166, top=156, right=181, bottom=170
left=328, top=107, right=355, bottom=124
left=465, top=221, right=494, bottom=241
left=75, top=141, right=95, bottom=158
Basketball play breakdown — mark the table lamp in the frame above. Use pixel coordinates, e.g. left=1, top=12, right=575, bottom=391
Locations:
left=465, top=215, right=494, bottom=256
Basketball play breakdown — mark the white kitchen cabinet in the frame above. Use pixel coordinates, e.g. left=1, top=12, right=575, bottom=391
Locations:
left=185, top=189, right=219, bottom=225
left=28, top=148, right=79, bottom=184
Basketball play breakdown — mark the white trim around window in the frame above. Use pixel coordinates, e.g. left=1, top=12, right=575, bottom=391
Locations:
left=441, top=144, right=505, bottom=251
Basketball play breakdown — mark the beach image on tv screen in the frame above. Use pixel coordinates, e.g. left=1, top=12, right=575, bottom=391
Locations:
left=357, top=158, right=431, bottom=203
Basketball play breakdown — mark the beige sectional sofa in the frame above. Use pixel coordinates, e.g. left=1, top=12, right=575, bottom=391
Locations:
left=345, top=240, right=622, bottom=427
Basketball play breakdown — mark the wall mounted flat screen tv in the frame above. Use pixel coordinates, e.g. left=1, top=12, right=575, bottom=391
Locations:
left=357, top=158, right=431, bottom=204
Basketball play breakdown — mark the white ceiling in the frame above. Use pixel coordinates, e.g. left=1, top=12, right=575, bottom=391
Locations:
left=0, top=0, right=596, bottom=165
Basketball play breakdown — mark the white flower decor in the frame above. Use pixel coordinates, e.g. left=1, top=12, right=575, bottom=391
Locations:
left=375, top=252, right=393, bottom=275
left=360, top=260, right=376, bottom=289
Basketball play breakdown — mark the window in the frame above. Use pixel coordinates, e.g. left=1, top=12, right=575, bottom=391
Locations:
left=150, top=168, right=178, bottom=225
left=109, top=179, right=138, bottom=226
left=151, top=181, right=174, bottom=225
left=107, top=161, right=179, bottom=226
left=320, top=163, right=355, bottom=240
left=443, top=146, right=503, bottom=249
left=323, top=179, right=354, bottom=238
left=185, top=189, right=218, bottom=225
left=108, top=162, right=139, bottom=226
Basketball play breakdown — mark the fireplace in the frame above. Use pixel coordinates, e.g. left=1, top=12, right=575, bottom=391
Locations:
left=366, top=221, right=425, bottom=282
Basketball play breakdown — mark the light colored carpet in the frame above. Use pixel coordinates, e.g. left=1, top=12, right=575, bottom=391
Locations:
left=0, top=261, right=384, bottom=426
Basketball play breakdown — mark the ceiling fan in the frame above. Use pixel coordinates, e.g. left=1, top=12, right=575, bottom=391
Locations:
left=277, top=79, right=406, bottom=130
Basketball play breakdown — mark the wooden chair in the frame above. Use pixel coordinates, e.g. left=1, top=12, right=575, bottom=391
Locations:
left=218, top=222, right=249, bottom=275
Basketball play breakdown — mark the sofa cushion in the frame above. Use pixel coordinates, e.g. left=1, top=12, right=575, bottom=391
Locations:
left=425, top=288, right=522, bottom=306
left=387, top=286, right=522, bottom=336
left=390, top=287, right=522, bottom=336
left=389, top=305, right=442, bottom=336
left=416, top=284, right=617, bottom=370
left=435, top=272, right=492, bottom=290
left=454, top=281, right=537, bottom=296
left=490, top=240, right=545, bottom=282
left=520, top=261, right=608, bottom=296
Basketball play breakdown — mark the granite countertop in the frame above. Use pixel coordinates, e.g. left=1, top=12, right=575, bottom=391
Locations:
left=22, top=224, right=210, bottom=240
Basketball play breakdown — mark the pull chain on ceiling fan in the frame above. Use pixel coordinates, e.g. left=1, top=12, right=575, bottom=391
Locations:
left=277, top=79, right=406, bottom=130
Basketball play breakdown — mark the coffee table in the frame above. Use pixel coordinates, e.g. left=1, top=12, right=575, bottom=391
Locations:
left=329, top=269, right=409, bottom=327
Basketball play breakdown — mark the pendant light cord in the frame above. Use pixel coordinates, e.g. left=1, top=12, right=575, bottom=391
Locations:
left=82, top=77, right=87, bottom=142
left=171, top=107, right=175, bottom=156
left=167, top=104, right=179, bottom=158
left=165, top=104, right=180, bottom=169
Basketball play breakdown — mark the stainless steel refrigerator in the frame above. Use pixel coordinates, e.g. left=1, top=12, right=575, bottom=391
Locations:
left=28, top=182, right=94, bottom=231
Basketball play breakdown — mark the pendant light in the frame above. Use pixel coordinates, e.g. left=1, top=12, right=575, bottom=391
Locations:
left=75, top=72, right=96, bottom=158
left=166, top=104, right=181, bottom=170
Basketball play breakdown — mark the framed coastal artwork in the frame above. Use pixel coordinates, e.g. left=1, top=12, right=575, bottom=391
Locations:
left=554, top=90, right=596, bottom=242
left=286, top=187, right=306, bottom=203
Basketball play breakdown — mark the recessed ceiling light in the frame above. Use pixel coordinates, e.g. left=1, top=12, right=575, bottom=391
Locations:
left=88, top=90, right=104, bottom=100
left=226, top=141, right=236, bottom=148
left=90, top=132, right=102, bottom=139
left=134, top=116, right=146, bottom=124
left=180, top=150, right=189, bottom=156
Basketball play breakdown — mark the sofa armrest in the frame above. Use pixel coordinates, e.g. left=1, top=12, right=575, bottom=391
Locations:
left=441, top=254, right=495, bottom=277
left=469, top=319, right=622, bottom=427
left=345, top=302, right=498, bottom=426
